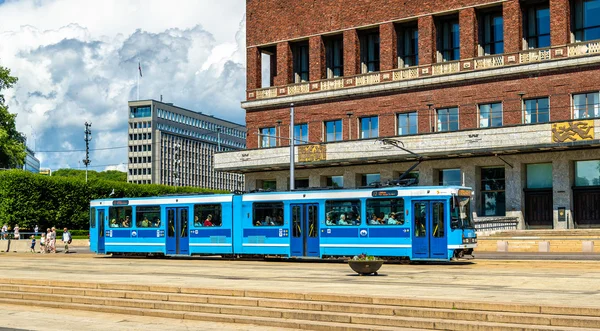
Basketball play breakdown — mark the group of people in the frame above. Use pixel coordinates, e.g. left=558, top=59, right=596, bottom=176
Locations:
left=137, top=216, right=161, bottom=228
left=254, top=215, right=284, bottom=226
left=34, top=227, right=72, bottom=254
left=324, top=211, right=405, bottom=226
left=1, top=223, right=21, bottom=240
left=194, top=215, right=222, bottom=227
left=325, top=212, right=361, bottom=226
left=368, top=212, right=405, bottom=225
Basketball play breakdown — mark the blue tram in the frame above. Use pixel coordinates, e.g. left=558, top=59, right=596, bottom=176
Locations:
left=89, top=186, right=477, bottom=261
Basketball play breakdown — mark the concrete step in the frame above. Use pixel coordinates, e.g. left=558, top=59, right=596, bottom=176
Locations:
left=0, top=298, right=418, bottom=331
left=1, top=282, right=600, bottom=330
left=488, top=230, right=600, bottom=238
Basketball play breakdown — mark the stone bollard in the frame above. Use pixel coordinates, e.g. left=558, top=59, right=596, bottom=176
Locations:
left=538, top=241, right=550, bottom=253
left=497, top=240, right=508, bottom=252
left=583, top=241, right=594, bottom=253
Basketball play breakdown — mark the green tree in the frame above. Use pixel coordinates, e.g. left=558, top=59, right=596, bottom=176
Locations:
left=53, top=169, right=127, bottom=182
left=0, top=66, right=25, bottom=169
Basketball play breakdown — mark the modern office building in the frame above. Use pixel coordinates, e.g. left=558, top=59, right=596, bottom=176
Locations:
left=128, top=100, right=246, bottom=191
left=23, top=146, right=40, bottom=173
left=215, top=0, right=600, bottom=229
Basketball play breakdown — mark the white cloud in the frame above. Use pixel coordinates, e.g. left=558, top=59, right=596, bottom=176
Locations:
left=0, top=0, right=246, bottom=172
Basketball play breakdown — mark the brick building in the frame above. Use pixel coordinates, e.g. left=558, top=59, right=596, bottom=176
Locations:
left=215, top=0, right=600, bottom=229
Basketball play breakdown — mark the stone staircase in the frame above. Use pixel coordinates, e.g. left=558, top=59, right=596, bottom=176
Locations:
left=0, top=278, right=599, bottom=331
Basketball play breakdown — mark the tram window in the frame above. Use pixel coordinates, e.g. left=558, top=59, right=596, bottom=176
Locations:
left=253, top=202, right=284, bottom=226
left=325, top=200, right=361, bottom=226
left=308, top=205, right=318, bottom=237
left=292, top=206, right=301, bottom=237
left=168, top=209, right=175, bottom=237
left=136, top=206, right=161, bottom=228
left=366, top=198, right=405, bottom=225
left=432, top=202, right=444, bottom=237
left=414, top=202, right=426, bottom=237
left=90, top=208, right=96, bottom=228
left=451, top=196, right=474, bottom=229
left=193, top=204, right=222, bottom=227
left=108, top=206, right=132, bottom=228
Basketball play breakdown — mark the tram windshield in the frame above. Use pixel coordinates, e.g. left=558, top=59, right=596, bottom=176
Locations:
left=451, top=196, right=474, bottom=229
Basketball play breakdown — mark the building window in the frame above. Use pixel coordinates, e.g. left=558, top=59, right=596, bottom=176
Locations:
left=573, top=92, right=599, bottom=119
left=293, top=178, right=309, bottom=189
left=526, top=163, right=553, bottom=189
left=573, top=0, right=600, bottom=42
left=436, top=107, right=459, bottom=132
left=575, top=160, right=600, bottom=186
left=359, top=29, right=380, bottom=73
left=479, top=102, right=503, bottom=128
left=292, top=41, right=309, bottom=83
left=524, top=97, right=550, bottom=123
left=130, top=106, right=151, bottom=118
left=361, top=173, right=380, bottom=186
left=360, top=116, right=379, bottom=139
left=523, top=2, right=550, bottom=49
left=258, top=179, right=276, bottom=190
left=260, top=127, right=276, bottom=147
left=397, top=112, right=418, bottom=135
left=481, top=167, right=506, bottom=216
left=397, top=22, right=418, bottom=67
left=325, top=35, right=344, bottom=78
left=325, top=119, right=343, bottom=142
left=294, top=123, right=308, bottom=145
left=326, top=175, right=344, bottom=188
left=437, top=16, right=460, bottom=62
left=479, top=9, right=504, bottom=55
left=439, top=169, right=461, bottom=186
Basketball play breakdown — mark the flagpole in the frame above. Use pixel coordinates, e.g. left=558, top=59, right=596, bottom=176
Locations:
left=137, top=65, right=140, bottom=101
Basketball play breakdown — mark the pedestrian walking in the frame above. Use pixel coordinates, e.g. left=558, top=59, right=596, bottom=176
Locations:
left=62, top=228, right=72, bottom=254
left=34, top=225, right=39, bottom=235
left=13, top=224, right=20, bottom=240
left=49, top=227, right=56, bottom=253
left=1, top=224, right=7, bottom=240
left=30, top=235, right=36, bottom=253
left=40, top=233, right=46, bottom=254
left=45, top=229, right=51, bottom=253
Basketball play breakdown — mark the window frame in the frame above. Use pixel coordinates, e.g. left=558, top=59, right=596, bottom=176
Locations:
left=479, top=102, right=503, bottom=128
left=252, top=202, right=284, bottom=227
left=439, top=169, right=461, bottom=186
left=108, top=206, right=133, bottom=228
left=324, top=119, right=343, bottom=142
left=359, top=29, right=381, bottom=73
left=437, top=16, right=460, bottom=62
left=573, top=0, right=600, bottom=42
left=479, top=9, right=504, bottom=55
left=324, top=200, right=362, bottom=226
left=259, top=127, right=277, bottom=148
left=292, top=41, right=309, bottom=83
left=397, top=22, right=419, bottom=68
left=573, top=91, right=600, bottom=119
left=366, top=198, right=406, bottom=226
left=436, top=107, right=459, bottom=132
left=523, top=97, right=550, bottom=124
left=359, top=116, right=379, bottom=139
left=325, top=35, right=344, bottom=78
left=480, top=167, right=506, bottom=217
left=135, top=205, right=162, bottom=228
left=294, top=123, right=309, bottom=145
left=397, top=111, right=418, bottom=136
left=193, top=204, right=223, bottom=227
left=523, top=2, right=551, bottom=49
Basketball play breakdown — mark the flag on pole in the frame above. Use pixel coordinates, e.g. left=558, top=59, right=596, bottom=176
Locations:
left=138, top=62, right=143, bottom=77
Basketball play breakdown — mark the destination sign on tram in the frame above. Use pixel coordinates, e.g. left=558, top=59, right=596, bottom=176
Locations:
left=372, top=190, right=398, bottom=197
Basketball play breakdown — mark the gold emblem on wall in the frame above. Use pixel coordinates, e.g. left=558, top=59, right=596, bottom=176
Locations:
left=298, top=144, right=326, bottom=162
left=552, top=120, right=594, bottom=143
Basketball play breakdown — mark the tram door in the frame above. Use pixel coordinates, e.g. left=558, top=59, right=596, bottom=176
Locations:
left=98, top=209, right=106, bottom=253
left=290, top=204, right=320, bottom=257
left=165, top=207, right=189, bottom=255
left=412, top=201, right=447, bottom=259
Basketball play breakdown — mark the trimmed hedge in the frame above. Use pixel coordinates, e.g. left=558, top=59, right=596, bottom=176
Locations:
left=0, top=170, right=224, bottom=231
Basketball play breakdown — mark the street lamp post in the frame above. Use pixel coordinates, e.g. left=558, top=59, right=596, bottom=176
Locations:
left=83, top=122, right=92, bottom=183
left=290, top=103, right=295, bottom=191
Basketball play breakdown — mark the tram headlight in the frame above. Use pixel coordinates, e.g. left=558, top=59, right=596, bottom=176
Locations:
left=462, top=238, right=469, bottom=244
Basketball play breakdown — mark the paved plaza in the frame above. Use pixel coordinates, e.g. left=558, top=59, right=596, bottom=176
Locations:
left=1, top=254, right=599, bottom=308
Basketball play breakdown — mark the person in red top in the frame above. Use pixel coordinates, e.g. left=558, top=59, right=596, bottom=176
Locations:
left=203, top=215, right=214, bottom=227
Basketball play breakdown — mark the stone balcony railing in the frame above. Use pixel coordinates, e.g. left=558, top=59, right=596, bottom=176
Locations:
left=246, top=40, right=600, bottom=102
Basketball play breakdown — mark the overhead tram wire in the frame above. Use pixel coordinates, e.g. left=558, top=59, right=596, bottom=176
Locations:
left=32, top=102, right=598, bottom=155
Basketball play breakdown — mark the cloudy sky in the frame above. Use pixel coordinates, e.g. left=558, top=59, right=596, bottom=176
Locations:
left=0, top=0, right=246, bottom=171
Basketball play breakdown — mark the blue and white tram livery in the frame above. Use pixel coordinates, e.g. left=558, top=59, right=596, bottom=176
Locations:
left=89, top=186, right=477, bottom=261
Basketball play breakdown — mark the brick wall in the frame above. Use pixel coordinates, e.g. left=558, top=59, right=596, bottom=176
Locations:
left=245, top=66, right=600, bottom=149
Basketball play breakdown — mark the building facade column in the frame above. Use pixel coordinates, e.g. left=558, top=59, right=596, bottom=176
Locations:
left=275, top=41, right=293, bottom=86
left=417, top=163, right=434, bottom=186
left=379, top=22, right=398, bottom=71
left=343, top=169, right=357, bottom=188
left=504, top=160, right=525, bottom=228
left=246, top=47, right=261, bottom=90
left=459, top=7, right=477, bottom=59
left=550, top=0, right=571, bottom=46
left=343, top=29, right=360, bottom=76
left=309, top=36, right=325, bottom=81
left=461, top=164, right=478, bottom=219
left=418, top=15, right=435, bottom=65
left=552, top=158, right=574, bottom=229
left=503, top=0, right=523, bottom=53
